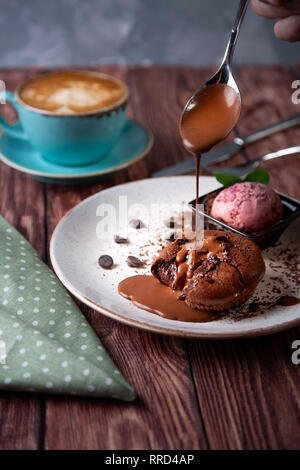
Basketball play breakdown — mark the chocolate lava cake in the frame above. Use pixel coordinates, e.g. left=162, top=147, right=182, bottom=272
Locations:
left=151, top=230, right=265, bottom=311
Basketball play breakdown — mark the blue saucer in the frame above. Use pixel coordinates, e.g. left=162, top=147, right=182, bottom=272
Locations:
left=0, top=118, right=153, bottom=184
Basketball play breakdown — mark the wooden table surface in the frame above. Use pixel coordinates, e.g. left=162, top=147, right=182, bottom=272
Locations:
left=0, top=65, right=299, bottom=450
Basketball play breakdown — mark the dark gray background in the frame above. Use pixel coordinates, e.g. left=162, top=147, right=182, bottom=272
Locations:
left=0, top=0, right=299, bottom=67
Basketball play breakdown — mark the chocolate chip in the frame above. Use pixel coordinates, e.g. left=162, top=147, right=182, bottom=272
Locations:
left=98, top=255, right=113, bottom=269
left=129, top=219, right=143, bottom=229
left=165, top=232, right=177, bottom=242
left=114, top=235, right=128, bottom=244
left=127, top=256, right=144, bottom=267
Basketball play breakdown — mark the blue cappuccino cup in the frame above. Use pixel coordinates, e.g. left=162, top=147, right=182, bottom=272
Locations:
left=0, top=70, right=129, bottom=166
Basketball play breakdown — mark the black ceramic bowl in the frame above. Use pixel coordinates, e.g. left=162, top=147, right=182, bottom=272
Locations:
left=188, top=187, right=300, bottom=250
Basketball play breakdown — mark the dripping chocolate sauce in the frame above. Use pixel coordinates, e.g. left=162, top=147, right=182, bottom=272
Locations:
left=194, top=153, right=201, bottom=250
left=181, top=83, right=241, bottom=252
left=118, top=83, right=241, bottom=322
left=118, top=275, right=221, bottom=322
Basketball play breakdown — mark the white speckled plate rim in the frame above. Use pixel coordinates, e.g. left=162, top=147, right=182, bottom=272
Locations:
left=50, top=176, right=300, bottom=339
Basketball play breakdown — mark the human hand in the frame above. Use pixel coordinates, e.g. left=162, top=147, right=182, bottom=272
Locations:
left=251, top=0, right=300, bottom=41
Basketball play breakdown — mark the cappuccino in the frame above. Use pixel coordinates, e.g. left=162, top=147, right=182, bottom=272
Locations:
left=19, top=71, right=127, bottom=115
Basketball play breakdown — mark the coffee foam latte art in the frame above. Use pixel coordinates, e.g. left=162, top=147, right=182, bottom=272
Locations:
left=19, top=71, right=126, bottom=115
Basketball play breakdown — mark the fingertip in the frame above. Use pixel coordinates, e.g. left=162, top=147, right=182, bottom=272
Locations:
left=251, top=0, right=298, bottom=19
left=251, top=0, right=266, bottom=17
left=273, top=21, right=286, bottom=41
left=274, top=15, right=300, bottom=42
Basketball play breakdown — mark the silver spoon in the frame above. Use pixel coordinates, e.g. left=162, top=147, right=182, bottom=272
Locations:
left=181, top=0, right=249, bottom=121
left=205, top=0, right=249, bottom=95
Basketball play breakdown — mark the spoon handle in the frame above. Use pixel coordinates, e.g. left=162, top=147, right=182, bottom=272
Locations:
left=222, top=0, right=249, bottom=65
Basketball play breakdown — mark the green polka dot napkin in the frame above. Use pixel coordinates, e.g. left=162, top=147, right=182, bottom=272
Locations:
left=0, top=215, right=135, bottom=401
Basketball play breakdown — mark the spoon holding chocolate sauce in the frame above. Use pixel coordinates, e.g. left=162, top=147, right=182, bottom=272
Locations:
left=180, top=0, right=249, bottom=154
left=179, top=0, right=249, bottom=246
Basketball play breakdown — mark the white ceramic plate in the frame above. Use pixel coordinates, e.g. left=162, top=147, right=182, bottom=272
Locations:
left=50, top=176, right=300, bottom=338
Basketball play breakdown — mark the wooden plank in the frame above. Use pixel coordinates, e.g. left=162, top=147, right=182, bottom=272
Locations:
left=188, top=65, right=300, bottom=450
left=237, top=65, right=300, bottom=197
left=0, top=69, right=47, bottom=449
left=189, top=331, right=300, bottom=450
left=44, top=66, right=207, bottom=450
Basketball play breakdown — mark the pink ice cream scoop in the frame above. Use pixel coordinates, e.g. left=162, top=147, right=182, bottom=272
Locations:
left=211, top=182, right=283, bottom=233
